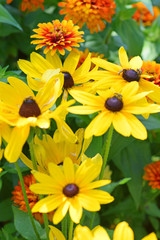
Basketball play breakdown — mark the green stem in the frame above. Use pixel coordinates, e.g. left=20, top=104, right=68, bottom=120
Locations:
left=89, top=212, right=95, bottom=229
left=99, top=125, right=114, bottom=180
left=29, top=139, right=38, bottom=170
left=104, top=27, right=112, bottom=44
left=61, top=215, right=68, bottom=239
left=29, top=139, right=49, bottom=240
left=68, top=218, right=74, bottom=240
left=15, top=162, right=41, bottom=240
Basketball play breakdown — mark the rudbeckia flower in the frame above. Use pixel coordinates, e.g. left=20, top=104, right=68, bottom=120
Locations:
left=49, top=226, right=65, bottom=240
left=68, top=82, right=160, bottom=140
left=143, top=161, right=160, bottom=189
left=21, top=128, right=92, bottom=173
left=58, top=0, right=116, bottom=33
left=12, top=174, right=54, bottom=224
left=31, top=20, right=84, bottom=55
left=0, top=76, right=75, bottom=162
left=30, top=156, right=114, bottom=224
left=18, top=50, right=98, bottom=98
left=92, top=47, right=160, bottom=103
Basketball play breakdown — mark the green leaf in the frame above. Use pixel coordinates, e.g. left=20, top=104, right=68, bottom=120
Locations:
left=137, top=115, right=160, bottom=130
left=144, top=202, right=160, bottom=218
left=112, top=140, right=151, bottom=208
left=0, top=4, right=22, bottom=30
left=101, top=178, right=131, bottom=193
left=0, top=198, right=13, bottom=222
left=112, top=18, right=144, bottom=56
left=85, top=136, right=103, bottom=157
left=13, top=206, right=46, bottom=240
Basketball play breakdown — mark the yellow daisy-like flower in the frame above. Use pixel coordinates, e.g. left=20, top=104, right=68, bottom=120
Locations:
left=30, top=156, right=114, bottom=224
left=31, top=19, right=84, bottom=55
left=21, top=128, right=92, bottom=173
left=18, top=50, right=98, bottom=97
left=58, top=0, right=116, bottom=33
left=0, top=76, right=75, bottom=163
left=68, top=82, right=160, bottom=140
left=92, top=46, right=160, bottom=103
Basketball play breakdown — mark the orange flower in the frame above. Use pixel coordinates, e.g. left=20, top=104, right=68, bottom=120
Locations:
left=12, top=174, right=54, bottom=224
left=6, top=0, right=44, bottom=11
left=31, top=19, right=84, bottom=55
left=132, top=3, right=160, bottom=26
left=142, top=60, right=160, bottom=87
left=76, top=48, right=105, bottom=70
left=143, top=161, right=160, bottom=189
left=58, top=0, right=116, bottom=33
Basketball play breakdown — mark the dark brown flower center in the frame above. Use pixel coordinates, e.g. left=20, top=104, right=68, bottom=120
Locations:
left=19, top=97, right=41, bottom=118
left=63, top=183, right=79, bottom=197
left=105, top=94, right=123, bottom=112
left=62, top=71, right=74, bottom=89
left=122, top=69, right=140, bottom=82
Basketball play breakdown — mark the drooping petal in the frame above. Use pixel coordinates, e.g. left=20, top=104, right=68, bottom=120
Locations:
left=112, top=112, right=131, bottom=137
left=4, top=125, right=30, bottom=163
left=53, top=201, right=70, bottom=224
left=69, top=197, right=83, bottom=223
left=123, top=112, right=147, bottom=140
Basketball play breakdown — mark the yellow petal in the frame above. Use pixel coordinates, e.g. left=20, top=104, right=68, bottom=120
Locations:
left=129, top=56, right=143, bottom=70
left=92, top=58, right=121, bottom=72
left=31, top=195, right=62, bottom=213
left=27, top=75, right=44, bottom=91
left=119, top=47, right=130, bottom=69
left=113, top=112, right=131, bottom=137
left=141, top=232, right=158, bottom=240
left=4, top=125, right=30, bottom=163
left=113, top=221, right=134, bottom=240
left=53, top=201, right=70, bottom=225
left=18, top=59, right=41, bottom=79
left=123, top=112, right=147, bottom=140
left=63, top=50, right=80, bottom=75
left=73, top=225, right=93, bottom=240
left=49, top=226, right=65, bottom=240
left=87, top=189, right=114, bottom=204
left=140, top=79, right=160, bottom=104
left=93, top=226, right=111, bottom=240
left=30, top=52, right=53, bottom=73
left=46, top=52, right=62, bottom=69
left=78, top=193, right=100, bottom=212
left=85, top=180, right=111, bottom=190
left=69, top=197, right=82, bottom=223
left=63, top=157, right=75, bottom=183
left=48, top=162, right=66, bottom=185
left=73, top=53, right=91, bottom=78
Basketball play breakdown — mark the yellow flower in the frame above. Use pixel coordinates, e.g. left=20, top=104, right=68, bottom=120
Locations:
left=0, top=76, right=75, bottom=162
left=73, top=222, right=158, bottom=240
left=58, top=0, right=116, bottom=33
left=92, top=47, right=160, bottom=103
left=31, top=20, right=84, bottom=55
left=73, top=225, right=110, bottom=240
left=68, top=82, right=160, bottom=140
left=30, top=156, right=114, bottom=224
left=21, top=128, right=92, bottom=173
left=18, top=50, right=98, bottom=98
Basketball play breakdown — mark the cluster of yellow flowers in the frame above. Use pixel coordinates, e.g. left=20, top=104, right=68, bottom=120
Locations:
left=1, top=19, right=160, bottom=240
